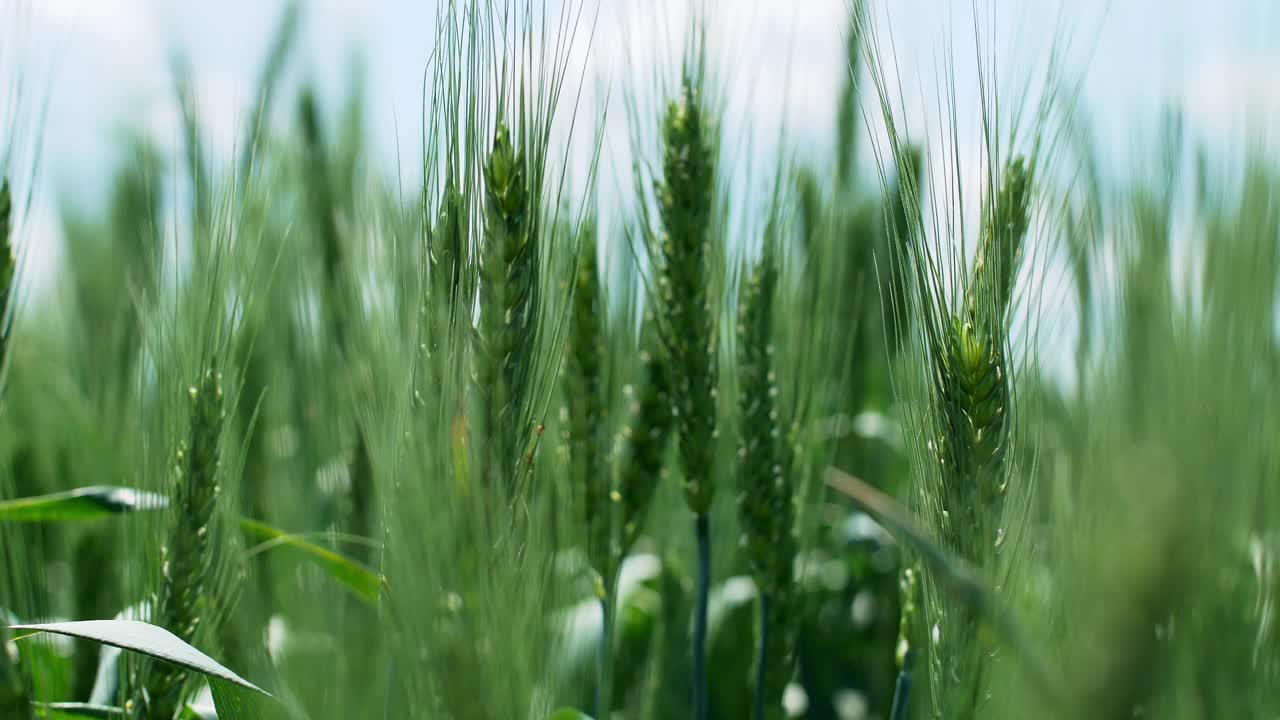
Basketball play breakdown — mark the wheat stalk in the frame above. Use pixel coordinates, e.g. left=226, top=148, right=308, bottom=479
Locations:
left=0, top=178, right=31, bottom=719
left=654, top=78, right=718, bottom=517
left=563, top=224, right=614, bottom=715
left=649, top=70, right=721, bottom=720
left=913, top=156, right=1032, bottom=718
left=737, top=242, right=798, bottom=720
left=889, top=565, right=920, bottom=720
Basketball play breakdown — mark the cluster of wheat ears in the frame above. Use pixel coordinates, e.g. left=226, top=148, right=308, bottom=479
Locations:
left=0, top=1, right=1277, bottom=719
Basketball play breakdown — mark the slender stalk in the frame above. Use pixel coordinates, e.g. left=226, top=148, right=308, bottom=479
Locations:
left=890, top=565, right=919, bottom=720
left=595, top=589, right=615, bottom=718
left=889, top=649, right=914, bottom=720
left=0, top=179, right=30, bottom=720
left=752, top=592, right=771, bottom=720
left=693, top=513, right=711, bottom=720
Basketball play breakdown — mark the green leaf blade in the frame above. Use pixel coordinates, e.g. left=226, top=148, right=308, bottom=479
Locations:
left=10, top=621, right=268, bottom=697
left=239, top=517, right=383, bottom=605
left=0, top=487, right=167, bottom=522
left=33, top=702, right=124, bottom=719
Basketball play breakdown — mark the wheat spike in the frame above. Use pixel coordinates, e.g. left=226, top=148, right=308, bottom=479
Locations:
left=134, top=369, right=225, bottom=720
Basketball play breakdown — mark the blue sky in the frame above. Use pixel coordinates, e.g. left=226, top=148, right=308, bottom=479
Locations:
left=7, top=0, right=1280, bottom=297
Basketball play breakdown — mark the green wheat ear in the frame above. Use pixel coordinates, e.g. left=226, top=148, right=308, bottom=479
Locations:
left=429, top=174, right=467, bottom=335
left=0, top=179, right=15, bottom=370
left=737, top=244, right=799, bottom=720
left=0, top=179, right=31, bottom=720
left=564, top=228, right=611, bottom=580
left=616, top=334, right=673, bottom=560
left=969, top=156, right=1030, bottom=323
left=650, top=66, right=722, bottom=720
left=737, top=248, right=795, bottom=598
left=477, top=121, right=539, bottom=494
left=0, top=178, right=12, bottom=286
left=914, top=155, right=1032, bottom=717
left=654, top=76, right=718, bottom=514
left=133, top=368, right=225, bottom=720
left=928, top=155, right=1032, bottom=565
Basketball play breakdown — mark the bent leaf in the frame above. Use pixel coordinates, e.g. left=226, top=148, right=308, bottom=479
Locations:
left=825, top=467, right=1066, bottom=705
left=239, top=517, right=383, bottom=605
left=10, top=621, right=268, bottom=697
left=0, top=487, right=167, bottom=522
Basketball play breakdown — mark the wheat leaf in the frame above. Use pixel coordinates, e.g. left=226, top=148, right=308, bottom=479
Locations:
left=239, top=518, right=384, bottom=605
left=824, top=467, right=1066, bottom=704
left=9, top=621, right=268, bottom=697
left=32, top=702, right=124, bottom=719
left=0, top=487, right=167, bottom=522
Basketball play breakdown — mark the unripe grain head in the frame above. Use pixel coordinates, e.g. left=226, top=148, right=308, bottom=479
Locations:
left=736, top=245, right=799, bottom=719
left=616, top=342, right=673, bottom=560
left=477, top=122, right=540, bottom=493
left=0, top=178, right=15, bottom=373
left=736, top=249, right=794, bottom=597
left=134, top=369, right=225, bottom=720
left=654, top=77, right=719, bottom=514
left=564, top=230, right=610, bottom=578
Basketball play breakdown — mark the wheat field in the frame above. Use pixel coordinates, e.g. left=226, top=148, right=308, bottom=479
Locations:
left=0, top=1, right=1277, bottom=719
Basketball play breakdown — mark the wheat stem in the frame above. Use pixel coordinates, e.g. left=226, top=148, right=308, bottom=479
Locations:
left=652, top=72, right=719, bottom=720
left=595, top=589, right=615, bottom=719
left=692, top=513, right=711, bottom=720
left=752, top=591, right=771, bottom=720
left=889, top=651, right=914, bottom=720
left=0, top=176, right=29, bottom=719
left=737, top=241, right=797, bottom=720
left=890, top=566, right=919, bottom=720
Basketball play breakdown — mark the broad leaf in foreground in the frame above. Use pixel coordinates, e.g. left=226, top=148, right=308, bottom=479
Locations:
left=9, top=621, right=267, bottom=696
left=825, top=467, right=1065, bottom=704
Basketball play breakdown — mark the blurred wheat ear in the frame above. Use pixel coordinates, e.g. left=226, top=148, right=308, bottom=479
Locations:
left=649, top=69, right=722, bottom=720
left=132, top=369, right=226, bottom=720
left=0, top=178, right=16, bottom=379
left=477, top=121, right=540, bottom=497
left=0, top=175, right=31, bottom=720
left=566, top=225, right=610, bottom=583
left=736, top=236, right=799, bottom=720
left=616, top=338, right=673, bottom=562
